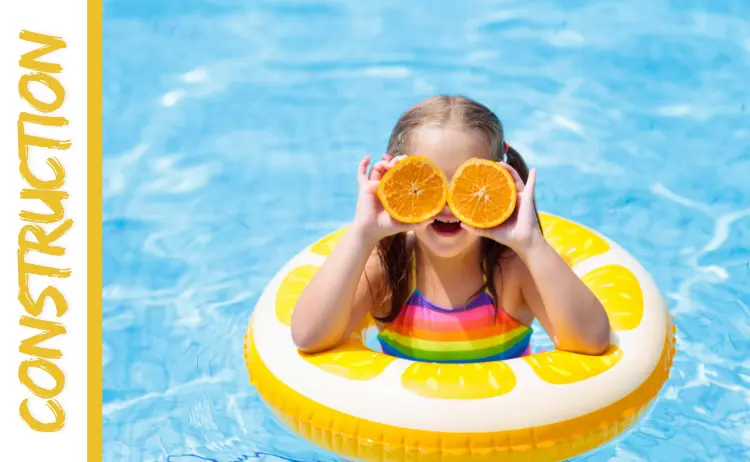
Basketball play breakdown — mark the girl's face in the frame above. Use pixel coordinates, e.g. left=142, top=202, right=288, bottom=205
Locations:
left=409, top=125, right=493, bottom=258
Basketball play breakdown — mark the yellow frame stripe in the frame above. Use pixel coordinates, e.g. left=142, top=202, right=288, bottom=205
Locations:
left=88, top=0, right=103, bottom=459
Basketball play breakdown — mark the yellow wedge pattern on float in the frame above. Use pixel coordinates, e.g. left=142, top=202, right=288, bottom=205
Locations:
left=524, top=346, right=622, bottom=385
left=582, top=264, right=644, bottom=330
left=275, top=265, right=318, bottom=326
left=310, top=228, right=349, bottom=256
left=539, top=213, right=609, bottom=267
left=401, top=361, right=516, bottom=399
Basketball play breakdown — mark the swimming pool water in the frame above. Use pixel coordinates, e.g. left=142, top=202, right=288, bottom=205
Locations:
left=103, top=0, right=750, bottom=460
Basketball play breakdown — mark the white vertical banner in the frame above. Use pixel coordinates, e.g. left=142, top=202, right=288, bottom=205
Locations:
left=0, top=0, right=98, bottom=460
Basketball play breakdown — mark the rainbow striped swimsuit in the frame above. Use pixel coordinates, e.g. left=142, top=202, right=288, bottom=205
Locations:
left=377, top=256, right=532, bottom=363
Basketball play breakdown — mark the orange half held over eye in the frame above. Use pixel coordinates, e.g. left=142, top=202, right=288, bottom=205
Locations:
left=377, top=156, right=448, bottom=224
left=448, top=159, right=518, bottom=229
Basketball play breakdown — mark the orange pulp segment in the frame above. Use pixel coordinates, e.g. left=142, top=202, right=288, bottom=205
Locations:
left=448, top=159, right=517, bottom=229
left=377, top=156, right=448, bottom=224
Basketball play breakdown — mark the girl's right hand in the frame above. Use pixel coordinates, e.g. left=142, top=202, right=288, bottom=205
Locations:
left=352, top=154, right=426, bottom=242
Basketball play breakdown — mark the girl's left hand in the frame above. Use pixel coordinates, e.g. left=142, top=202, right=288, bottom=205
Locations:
left=461, top=163, right=542, bottom=254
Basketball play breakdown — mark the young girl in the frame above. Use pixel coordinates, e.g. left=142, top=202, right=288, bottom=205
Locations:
left=291, top=95, right=611, bottom=362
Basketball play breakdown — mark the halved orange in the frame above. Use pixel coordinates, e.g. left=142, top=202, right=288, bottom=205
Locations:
left=448, top=159, right=517, bottom=229
left=377, top=156, right=448, bottom=223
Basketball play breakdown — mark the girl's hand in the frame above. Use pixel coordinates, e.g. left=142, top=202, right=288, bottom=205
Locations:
left=352, top=154, right=429, bottom=242
left=461, top=164, right=542, bottom=255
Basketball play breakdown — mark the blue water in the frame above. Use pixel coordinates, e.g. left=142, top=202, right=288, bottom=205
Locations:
left=103, top=0, right=750, bottom=460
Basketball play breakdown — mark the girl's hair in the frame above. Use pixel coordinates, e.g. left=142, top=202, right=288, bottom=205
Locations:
left=374, top=95, right=541, bottom=323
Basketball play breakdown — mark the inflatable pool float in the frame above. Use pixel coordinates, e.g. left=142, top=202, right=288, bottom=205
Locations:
left=244, top=213, right=676, bottom=462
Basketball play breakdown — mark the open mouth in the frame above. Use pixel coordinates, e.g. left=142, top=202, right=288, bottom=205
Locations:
left=431, top=218, right=462, bottom=236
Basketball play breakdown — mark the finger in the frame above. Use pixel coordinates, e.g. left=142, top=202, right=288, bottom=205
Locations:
left=525, top=168, right=537, bottom=197
left=380, top=215, right=410, bottom=233
left=390, top=154, right=408, bottom=167
left=364, top=179, right=380, bottom=195
left=382, top=153, right=392, bottom=161
left=369, top=160, right=390, bottom=181
left=498, top=162, right=525, bottom=191
left=357, top=156, right=371, bottom=186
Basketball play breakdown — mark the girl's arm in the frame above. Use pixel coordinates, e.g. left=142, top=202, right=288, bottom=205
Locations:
left=290, top=225, right=383, bottom=354
left=515, top=237, right=611, bottom=355
left=292, top=154, right=417, bottom=354
left=463, top=165, right=610, bottom=355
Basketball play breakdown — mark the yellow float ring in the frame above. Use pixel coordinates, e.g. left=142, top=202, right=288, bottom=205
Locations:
left=244, top=213, right=676, bottom=462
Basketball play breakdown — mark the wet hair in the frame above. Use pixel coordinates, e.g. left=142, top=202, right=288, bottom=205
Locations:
left=373, top=95, right=542, bottom=323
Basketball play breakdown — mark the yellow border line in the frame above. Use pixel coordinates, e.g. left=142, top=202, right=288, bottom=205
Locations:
left=88, top=0, right=103, bottom=459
